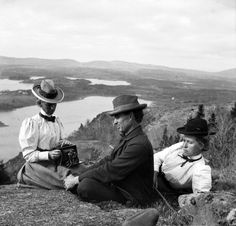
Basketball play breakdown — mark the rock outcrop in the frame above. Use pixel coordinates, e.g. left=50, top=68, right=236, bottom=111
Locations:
left=178, top=192, right=236, bottom=226
left=2, top=153, right=25, bottom=184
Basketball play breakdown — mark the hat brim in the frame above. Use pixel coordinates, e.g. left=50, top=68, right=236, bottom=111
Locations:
left=32, top=85, right=64, bottom=104
left=108, top=104, right=147, bottom=116
left=177, top=127, right=211, bottom=136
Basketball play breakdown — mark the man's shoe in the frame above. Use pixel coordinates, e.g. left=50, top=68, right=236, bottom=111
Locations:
left=122, top=208, right=159, bottom=226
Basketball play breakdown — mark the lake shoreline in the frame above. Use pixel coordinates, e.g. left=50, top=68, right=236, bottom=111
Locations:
left=0, top=89, right=92, bottom=112
left=0, top=77, right=138, bottom=112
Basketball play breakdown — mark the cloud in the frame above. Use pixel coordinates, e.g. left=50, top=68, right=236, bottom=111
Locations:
left=0, top=0, right=235, bottom=71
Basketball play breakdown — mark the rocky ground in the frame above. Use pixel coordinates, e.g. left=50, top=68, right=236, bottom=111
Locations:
left=177, top=191, right=236, bottom=226
left=1, top=185, right=235, bottom=226
left=0, top=185, right=141, bottom=226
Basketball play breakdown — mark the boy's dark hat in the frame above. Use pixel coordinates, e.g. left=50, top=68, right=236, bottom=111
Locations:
left=177, top=117, right=215, bottom=136
left=108, top=95, right=147, bottom=116
left=32, top=79, right=64, bottom=104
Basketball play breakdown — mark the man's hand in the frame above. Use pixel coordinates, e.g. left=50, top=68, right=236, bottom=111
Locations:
left=64, top=174, right=79, bottom=190
left=153, top=171, right=159, bottom=189
left=48, top=149, right=61, bottom=160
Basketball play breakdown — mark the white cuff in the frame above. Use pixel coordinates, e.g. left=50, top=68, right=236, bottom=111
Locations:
left=154, top=165, right=161, bottom=172
left=38, top=151, right=49, bottom=161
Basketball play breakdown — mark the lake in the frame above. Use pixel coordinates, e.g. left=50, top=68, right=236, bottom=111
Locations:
left=0, top=96, right=117, bottom=160
left=0, top=78, right=149, bottom=161
left=0, top=77, right=130, bottom=92
left=0, top=79, right=32, bottom=91
left=66, top=77, right=130, bottom=86
left=0, top=96, right=115, bottom=161
left=0, top=96, right=151, bottom=162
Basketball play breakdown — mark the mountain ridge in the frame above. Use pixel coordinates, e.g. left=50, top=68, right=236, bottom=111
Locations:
left=0, top=55, right=235, bottom=76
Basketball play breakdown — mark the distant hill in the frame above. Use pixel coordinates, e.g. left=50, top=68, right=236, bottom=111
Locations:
left=83, top=60, right=212, bottom=77
left=0, top=56, right=81, bottom=68
left=83, top=60, right=178, bottom=72
left=215, top=68, right=236, bottom=79
left=0, top=55, right=235, bottom=81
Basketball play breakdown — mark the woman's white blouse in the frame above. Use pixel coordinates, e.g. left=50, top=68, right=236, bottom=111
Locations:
left=154, top=142, right=212, bottom=193
left=19, top=111, right=65, bottom=163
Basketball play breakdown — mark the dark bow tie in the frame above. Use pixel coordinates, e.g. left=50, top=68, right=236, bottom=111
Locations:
left=39, top=113, right=56, bottom=122
left=178, top=154, right=202, bottom=167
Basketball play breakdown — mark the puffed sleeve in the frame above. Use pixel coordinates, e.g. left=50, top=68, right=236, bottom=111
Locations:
left=56, top=117, right=66, bottom=140
left=154, top=142, right=183, bottom=172
left=192, top=164, right=212, bottom=193
left=19, top=118, right=49, bottom=162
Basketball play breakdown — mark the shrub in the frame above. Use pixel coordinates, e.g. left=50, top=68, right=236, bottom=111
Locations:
left=230, top=102, right=236, bottom=119
left=159, top=126, right=180, bottom=150
left=0, top=160, right=10, bottom=185
left=207, top=106, right=236, bottom=169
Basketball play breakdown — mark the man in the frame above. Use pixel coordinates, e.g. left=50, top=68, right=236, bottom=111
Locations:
left=153, top=117, right=213, bottom=195
left=65, top=95, right=154, bottom=206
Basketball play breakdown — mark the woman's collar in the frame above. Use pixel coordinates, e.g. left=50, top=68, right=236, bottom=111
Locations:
left=178, top=149, right=202, bottom=160
left=40, top=109, right=53, bottom=117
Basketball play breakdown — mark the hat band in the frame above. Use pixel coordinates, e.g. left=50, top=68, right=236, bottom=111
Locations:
left=39, top=89, right=58, bottom=99
left=113, top=103, right=142, bottom=112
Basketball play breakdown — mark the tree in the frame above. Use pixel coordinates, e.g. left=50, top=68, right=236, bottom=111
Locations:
left=208, top=112, right=217, bottom=134
left=0, top=160, right=10, bottom=185
left=196, top=104, right=205, bottom=118
left=230, top=102, right=236, bottom=119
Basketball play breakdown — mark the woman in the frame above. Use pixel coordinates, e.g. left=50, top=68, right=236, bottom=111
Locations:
left=17, top=79, right=74, bottom=189
left=153, top=117, right=214, bottom=194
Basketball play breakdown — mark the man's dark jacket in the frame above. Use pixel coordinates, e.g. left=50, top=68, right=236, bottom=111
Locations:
left=79, top=126, right=154, bottom=205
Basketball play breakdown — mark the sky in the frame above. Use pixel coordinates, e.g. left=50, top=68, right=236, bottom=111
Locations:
left=0, top=0, right=235, bottom=72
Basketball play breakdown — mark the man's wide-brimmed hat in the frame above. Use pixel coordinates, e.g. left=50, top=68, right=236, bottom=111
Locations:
left=108, top=95, right=147, bottom=116
left=177, top=117, right=215, bottom=137
left=32, top=79, right=64, bottom=104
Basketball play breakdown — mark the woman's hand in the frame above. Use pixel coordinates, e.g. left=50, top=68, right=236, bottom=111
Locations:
left=57, top=139, right=73, bottom=147
left=48, top=149, right=61, bottom=160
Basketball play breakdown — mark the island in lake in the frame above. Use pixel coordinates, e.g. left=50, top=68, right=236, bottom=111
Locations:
left=0, top=121, right=7, bottom=127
